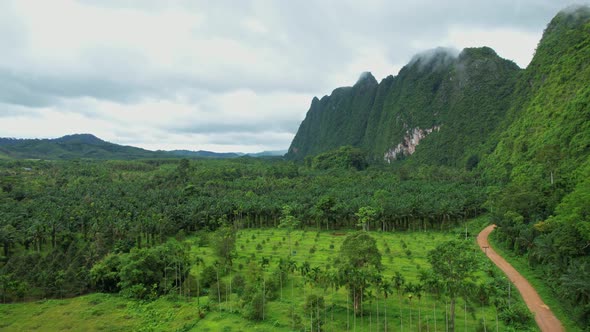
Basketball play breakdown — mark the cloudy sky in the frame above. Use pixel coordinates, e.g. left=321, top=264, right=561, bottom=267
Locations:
left=0, top=0, right=585, bottom=152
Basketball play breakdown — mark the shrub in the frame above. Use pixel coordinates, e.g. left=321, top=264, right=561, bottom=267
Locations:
left=232, top=274, right=246, bottom=296
left=243, top=292, right=264, bottom=321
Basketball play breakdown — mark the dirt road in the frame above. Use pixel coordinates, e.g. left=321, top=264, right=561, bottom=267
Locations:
left=477, top=225, right=564, bottom=332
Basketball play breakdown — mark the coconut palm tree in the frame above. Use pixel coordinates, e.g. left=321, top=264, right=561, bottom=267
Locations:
left=393, top=271, right=406, bottom=331
left=380, top=280, right=393, bottom=331
left=404, top=282, right=416, bottom=329
left=194, top=256, right=204, bottom=306
left=414, top=283, right=424, bottom=331
left=420, top=269, right=441, bottom=332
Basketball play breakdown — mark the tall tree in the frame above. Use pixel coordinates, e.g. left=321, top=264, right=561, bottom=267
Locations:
left=355, top=206, right=378, bottom=231
left=212, top=225, right=236, bottom=269
left=428, top=240, right=479, bottom=332
left=337, top=232, right=382, bottom=315
left=278, top=205, right=300, bottom=256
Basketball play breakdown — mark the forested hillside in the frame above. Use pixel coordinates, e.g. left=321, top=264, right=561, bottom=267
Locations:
left=0, top=134, right=245, bottom=160
left=286, top=47, right=519, bottom=167
left=0, top=134, right=165, bottom=160
left=482, top=7, right=590, bottom=325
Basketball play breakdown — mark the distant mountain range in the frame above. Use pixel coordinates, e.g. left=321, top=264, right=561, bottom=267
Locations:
left=165, top=149, right=287, bottom=158
left=0, top=134, right=286, bottom=160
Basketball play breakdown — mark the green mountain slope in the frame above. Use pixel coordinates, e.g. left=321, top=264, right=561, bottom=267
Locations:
left=287, top=72, right=378, bottom=158
left=0, top=134, right=166, bottom=160
left=0, top=135, right=281, bottom=160
left=287, top=47, right=520, bottom=168
left=166, top=150, right=242, bottom=158
left=481, top=6, right=590, bottom=216
left=480, top=6, right=590, bottom=325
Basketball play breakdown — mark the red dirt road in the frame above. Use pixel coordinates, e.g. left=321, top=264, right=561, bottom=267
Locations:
left=477, top=225, right=564, bottom=332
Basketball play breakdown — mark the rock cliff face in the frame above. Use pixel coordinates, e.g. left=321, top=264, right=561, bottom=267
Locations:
left=286, top=47, right=520, bottom=167
left=384, top=126, right=440, bottom=162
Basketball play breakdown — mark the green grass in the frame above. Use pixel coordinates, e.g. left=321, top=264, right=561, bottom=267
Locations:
left=0, top=293, right=202, bottom=331
left=0, top=223, right=531, bottom=331
left=189, top=225, right=516, bottom=331
left=488, top=232, right=582, bottom=332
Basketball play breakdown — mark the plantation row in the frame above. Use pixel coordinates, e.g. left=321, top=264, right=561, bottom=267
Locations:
left=183, top=227, right=533, bottom=331
left=0, top=158, right=485, bottom=303
left=1, top=226, right=536, bottom=331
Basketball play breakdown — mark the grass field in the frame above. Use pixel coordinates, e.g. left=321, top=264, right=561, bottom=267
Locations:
left=0, top=220, right=531, bottom=331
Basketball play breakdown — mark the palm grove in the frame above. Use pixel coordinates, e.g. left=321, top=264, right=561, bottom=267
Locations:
left=0, top=157, right=532, bottom=330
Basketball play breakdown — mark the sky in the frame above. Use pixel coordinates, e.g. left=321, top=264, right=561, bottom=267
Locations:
left=0, top=0, right=586, bottom=153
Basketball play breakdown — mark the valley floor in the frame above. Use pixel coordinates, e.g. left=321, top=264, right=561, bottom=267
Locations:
left=1, top=222, right=524, bottom=331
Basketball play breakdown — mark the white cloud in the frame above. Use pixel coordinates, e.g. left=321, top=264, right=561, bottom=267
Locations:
left=0, top=0, right=584, bottom=152
left=444, top=26, right=541, bottom=68
left=241, top=18, right=269, bottom=35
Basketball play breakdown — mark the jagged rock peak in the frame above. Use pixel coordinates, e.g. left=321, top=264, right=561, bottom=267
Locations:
left=458, top=46, right=499, bottom=60
left=355, top=71, right=378, bottom=86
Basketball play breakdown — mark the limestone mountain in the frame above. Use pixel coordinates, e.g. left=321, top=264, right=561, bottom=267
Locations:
left=480, top=5, right=590, bottom=221
left=287, top=47, right=520, bottom=168
left=287, top=71, right=379, bottom=159
left=289, top=7, right=590, bottom=177
left=479, top=6, right=590, bottom=325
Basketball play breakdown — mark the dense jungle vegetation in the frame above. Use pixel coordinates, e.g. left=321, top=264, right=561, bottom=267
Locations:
left=0, top=157, right=485, bottom=299
left=0, top=157, right=537, bottom=331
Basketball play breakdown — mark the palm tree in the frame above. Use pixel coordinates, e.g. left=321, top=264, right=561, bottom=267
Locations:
left=309, top=266, right=322, bottom=288
left=393, top=271, right=406, bottom=331
left=258, top=256, right=270, bottom=321
left=420, top=270, right=441, bottom=332
left=277, top=258, right=287, bottom=301
left=560, top=259, right=590, bottom=310
left=214, top=260, right=222, bottom=310
left=278, top=205, right=299, bottom=256
left=300, top=261, right=311, bottom=305
left=286, top=259, right=298, bottom=329
left=194, top=256, right=204, bottom=306
left=380, top=280, right=393, bottom=331
left=404, top=282, right=415, bottom=329
left=338, top=268, right=354, bottom=330
left=327, top=270, right=340, bottom=329
left=373, top=276, right=381, bottom=332
left=414, top=283, right=424, bottom=331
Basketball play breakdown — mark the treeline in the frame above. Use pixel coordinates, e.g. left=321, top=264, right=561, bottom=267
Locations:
left=0, top=157, right=485, bottom=301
